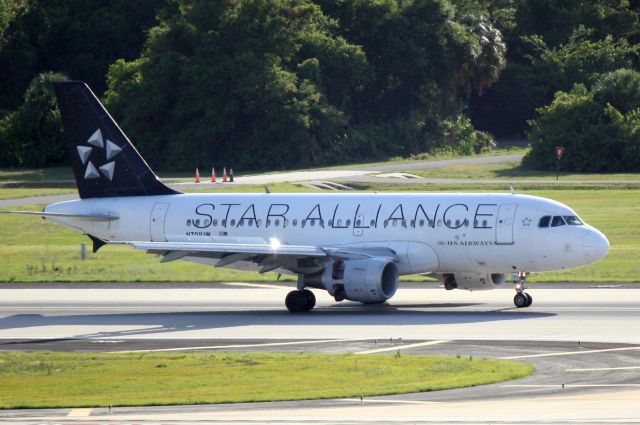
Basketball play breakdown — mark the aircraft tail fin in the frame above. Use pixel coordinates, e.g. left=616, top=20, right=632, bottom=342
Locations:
left=54, top=81, right=179, bottom=199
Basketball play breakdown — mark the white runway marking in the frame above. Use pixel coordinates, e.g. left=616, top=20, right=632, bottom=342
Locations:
left=567, top=366, right=640, bottom=372
left=501, top=346, right=640, bottom=360
left=355, top=340, right=451, bottom=354
left=341, top=398, right=441, bottom=405
left=503, top=384, right=640, bottom=388
left=111, top=338, right=365, bottom=353
left=67, top=408, right=92, bottom=416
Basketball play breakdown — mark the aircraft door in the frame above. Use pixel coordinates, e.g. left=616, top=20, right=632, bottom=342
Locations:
left=495, top=204, right=517, bottom=245
left=150, top=202, right=170, bottom=242
left=353, top=214, right=364, bottom=236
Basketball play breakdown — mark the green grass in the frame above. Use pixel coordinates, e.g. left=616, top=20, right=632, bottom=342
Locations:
left=0, top=147, right=527, bottom=183
left=0, top=188, right=75, bottom=200
left=0, top=167, right=72, bottom=183
left=405, top=160, right=640, bottom=181
left=0, top=352, right=532, bottom=409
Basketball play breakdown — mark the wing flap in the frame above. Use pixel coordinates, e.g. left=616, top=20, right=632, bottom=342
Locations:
left=117, top=241, right=327, bottom=257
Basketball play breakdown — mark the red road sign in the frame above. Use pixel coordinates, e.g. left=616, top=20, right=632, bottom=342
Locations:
left=555, top=146, right=565, bottom=160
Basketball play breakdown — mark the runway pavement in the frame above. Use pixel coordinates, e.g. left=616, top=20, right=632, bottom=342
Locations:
left=1, top=283, right=640, bottom=423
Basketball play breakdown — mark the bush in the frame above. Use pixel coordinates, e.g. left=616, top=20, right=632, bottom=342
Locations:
left=522, top=69, right=640, bottom=172
left=0, top=72, right=68, bottom=167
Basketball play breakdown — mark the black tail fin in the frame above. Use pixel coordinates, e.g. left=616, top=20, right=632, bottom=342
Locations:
left=54, top=81, right=179, bottom=199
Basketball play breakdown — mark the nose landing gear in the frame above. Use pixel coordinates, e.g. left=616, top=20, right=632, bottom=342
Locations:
left=513, top=272, right=532, bottom=308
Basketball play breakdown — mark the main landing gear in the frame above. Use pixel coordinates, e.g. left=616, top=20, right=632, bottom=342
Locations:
left=513, top=271, right=532, bottom=308
left=285, top=289, right=316, bottom=313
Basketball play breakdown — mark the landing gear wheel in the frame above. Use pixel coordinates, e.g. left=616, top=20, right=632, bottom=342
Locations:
left=525, top=293, right=533, bottom=307
left=285, top=290, right=314, bottom=313
left=302, top=289, right=316, bottom=310
left=514, top=293, right=528, bottom=308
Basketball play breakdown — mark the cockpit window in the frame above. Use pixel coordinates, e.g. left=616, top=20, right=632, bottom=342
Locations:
left=551, top=216, right=566, bottom=227
left=538, top=216, right=551, bottom=228
left=564, top=216, right=583, bottom=225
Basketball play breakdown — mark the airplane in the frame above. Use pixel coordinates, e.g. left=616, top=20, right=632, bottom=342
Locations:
left=3, top=82, right=610, bottom=312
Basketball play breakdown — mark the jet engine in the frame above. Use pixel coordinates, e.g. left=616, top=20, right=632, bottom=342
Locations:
left=302, top=259, right=399, bottom=303
left=443, top=272, right=506, bottom=291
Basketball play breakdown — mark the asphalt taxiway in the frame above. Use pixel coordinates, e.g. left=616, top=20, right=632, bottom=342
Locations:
left=1, top=283, right=640, bottom=423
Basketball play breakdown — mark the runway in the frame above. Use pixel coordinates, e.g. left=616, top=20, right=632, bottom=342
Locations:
left=1, top=282, right=639, bottom=343
left=1, top=282, right=640, bottom=423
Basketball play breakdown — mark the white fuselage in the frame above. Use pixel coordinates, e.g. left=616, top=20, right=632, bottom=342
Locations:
left=45, top=192, right=609, bottom=276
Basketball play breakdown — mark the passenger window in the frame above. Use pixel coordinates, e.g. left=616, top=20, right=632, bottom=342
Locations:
left=292, top=219, right=297, bottom=227
left=419, top=220, right=425, bottom=227
left=186, top=219, right=192, bottom=226
left=551, top=216, right=566, bottom=227
left=346, top=219, right=351, bottom=227
left=564, top=216, right=583, bottom=225
left=275, top=219, right=280, bottom=227
left=370, top=219, right=375, bottom=227
left=538, top=216, right=551, bottom=228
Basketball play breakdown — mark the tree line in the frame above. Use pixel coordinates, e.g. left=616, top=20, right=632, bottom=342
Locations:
left=0, top=0, right=638, bottom=172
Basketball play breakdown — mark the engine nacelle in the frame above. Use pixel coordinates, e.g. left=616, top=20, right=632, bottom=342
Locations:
left=302, top=259, right=399, bottom=303
left=443, top=272, right=506, bottom=291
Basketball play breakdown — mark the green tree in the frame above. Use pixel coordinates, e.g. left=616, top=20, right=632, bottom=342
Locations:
left=470, top=0, right=640, bottom=137
left=0, top=72, right=68, bottom=167
left=0, top=0, right=162, bottom=110
left=523, top=69, right=640, bottom=172
left=105, top=0, right=369, bottom=170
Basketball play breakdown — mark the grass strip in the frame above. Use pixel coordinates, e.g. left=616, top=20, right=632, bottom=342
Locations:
left=0, top=352, right=532, bottom=409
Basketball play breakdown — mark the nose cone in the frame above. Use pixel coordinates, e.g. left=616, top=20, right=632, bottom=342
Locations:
left=583, top=228, right=609, bottom=262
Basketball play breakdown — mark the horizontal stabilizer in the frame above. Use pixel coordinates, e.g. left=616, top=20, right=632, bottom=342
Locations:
left=0, top=210, right=119, bottom=222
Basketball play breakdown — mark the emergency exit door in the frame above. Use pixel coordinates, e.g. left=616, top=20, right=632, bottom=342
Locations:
left=495, top=204, right=517, bottom=245
left=150, top=202, right=170, bottom=241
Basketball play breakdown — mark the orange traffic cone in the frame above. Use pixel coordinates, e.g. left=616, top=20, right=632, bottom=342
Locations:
left=229, top=168, right=234, bottom=183
left=222, top=167, right=228, bottom=182
left=195, top=168, right=201, bottom=183
left=211, top=167, right=216, bottom=182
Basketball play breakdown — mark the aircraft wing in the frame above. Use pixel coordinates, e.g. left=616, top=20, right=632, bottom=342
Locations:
left=115, top=241, right=396, bottom=273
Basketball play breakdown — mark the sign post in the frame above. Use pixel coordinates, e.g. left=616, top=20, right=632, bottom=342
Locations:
left=555, top=146, right=565, bottom=181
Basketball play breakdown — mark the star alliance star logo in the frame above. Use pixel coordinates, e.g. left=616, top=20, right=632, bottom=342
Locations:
left=76, top=129, right=122, bottom=181
left=521, top=217, right=532, bottom=227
